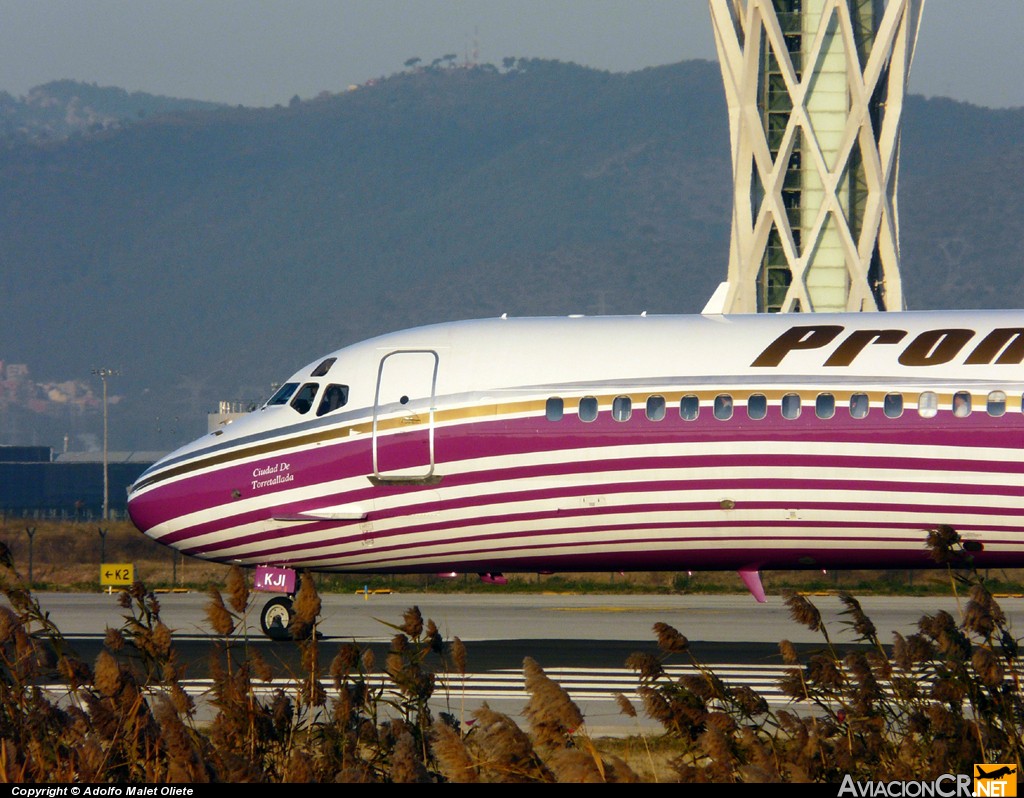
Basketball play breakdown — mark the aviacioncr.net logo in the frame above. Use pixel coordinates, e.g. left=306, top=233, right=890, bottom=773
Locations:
left=974, top=765, right=1017, bottom=797
left=838, top=774, right=973, bottom=796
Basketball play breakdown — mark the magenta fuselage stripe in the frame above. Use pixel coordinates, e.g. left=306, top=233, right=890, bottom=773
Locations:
left=257, top=530, right=920, bottom=565
left=159, top=462, right=1024, bottom=549
left=329, top=545, right=990, bottom=573
left=140, top=404, right=1024, bottom=490
left=258, top=529, right=1016, bottom=572
left=306, top=544, right=981, bottom=573
left=145, top=438, right=1024, bottom=543
left=181, top=507, right=1024, bottom=563
left=131, top=409, right=1024, bottom=572
left=175, top=481, right=1024, bottom=558
left=131, top=410, right=1024, bottom=527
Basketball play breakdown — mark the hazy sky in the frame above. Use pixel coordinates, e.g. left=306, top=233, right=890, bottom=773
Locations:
left=1, top=1, right=1022, bottom=109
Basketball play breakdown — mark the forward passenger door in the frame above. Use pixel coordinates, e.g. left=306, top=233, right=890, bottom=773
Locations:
left=371, top=350, right=438, bottom=482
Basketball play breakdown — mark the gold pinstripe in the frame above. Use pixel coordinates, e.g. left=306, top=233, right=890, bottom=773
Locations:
left=131, top=388, right=1024, bottom=493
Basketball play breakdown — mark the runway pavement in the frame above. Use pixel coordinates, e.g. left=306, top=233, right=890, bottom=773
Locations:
left=10, top=589, right=1022, bottom=735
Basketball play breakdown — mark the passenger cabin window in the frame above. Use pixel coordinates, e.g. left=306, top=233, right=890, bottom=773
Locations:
left=850, top=393, right=869, bottom=419
left=316, top=384, right=349, bottom=417
left=646, top=395, right=666, bottom=421
left=747, top=393, right=767, bottom=420
left=579, top=396, right=598, bottom=422
left=311, top=357, right=336, bottom=377
left=612, top=396, right=632, bottom=422
left=680, top=395, right=700, bottom=421
left=918, top=391, right=938, bottom=419
left=953, top=391, right=972, bottom=418
left=714, top=394, right=733, bottom=421
left=291, top=383, right=319, bottom=414
left=546, top=397, right=564, bottom=422
left=782, top=393, right=801, bottom=420
left=884, top=393, right=903, bottom=419
left=988, top=391, right=1006, bottom=417
left=267, top=382, right=299, bottom=406
left=815, top=393, right=835, bottom=419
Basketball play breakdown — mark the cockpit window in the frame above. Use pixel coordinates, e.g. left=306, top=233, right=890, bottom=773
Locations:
left=267, top=382, right=299, bottom=406
left=316, top=384, right=349, bottom=416
left=290, top=383, right=319, bottom=414
left=311, top=358, right=336, bottom=377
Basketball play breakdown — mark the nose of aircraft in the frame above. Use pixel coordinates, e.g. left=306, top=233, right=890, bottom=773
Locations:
left=126, top=443, right=196, bottom=536
left=125, top=487, right=149, bottom=536
left=126, top=480, right=161, bottom=536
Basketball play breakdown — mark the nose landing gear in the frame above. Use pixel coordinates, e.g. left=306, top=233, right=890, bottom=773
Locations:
left=260, top=595, right=294, bottom=641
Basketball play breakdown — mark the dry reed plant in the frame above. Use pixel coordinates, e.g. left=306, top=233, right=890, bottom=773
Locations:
left=1, top=527, right=1021, bottom=782
left=625, top=528, right=1023, bottom=782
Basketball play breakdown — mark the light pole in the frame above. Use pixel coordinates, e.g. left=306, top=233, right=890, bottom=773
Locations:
left=92, top=368, right=120, bottom=521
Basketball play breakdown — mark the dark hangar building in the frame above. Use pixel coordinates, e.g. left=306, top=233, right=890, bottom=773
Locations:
left=0, top=446, right=162, bottom=520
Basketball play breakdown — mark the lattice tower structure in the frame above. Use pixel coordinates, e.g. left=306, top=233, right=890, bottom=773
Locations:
left=710, top=0, right=923, bottom=313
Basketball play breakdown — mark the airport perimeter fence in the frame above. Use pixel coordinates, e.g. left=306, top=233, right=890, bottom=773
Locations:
left=0, top=513, right=205, bottom=590
left=0, top=506, right=131, bottom=523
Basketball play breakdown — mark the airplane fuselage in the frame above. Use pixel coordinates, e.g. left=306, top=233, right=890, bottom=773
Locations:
left=126, top=311, right=1024, bottom=575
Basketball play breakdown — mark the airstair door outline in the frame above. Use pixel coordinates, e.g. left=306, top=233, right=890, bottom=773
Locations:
left=372, top=350, right=438, bottom=481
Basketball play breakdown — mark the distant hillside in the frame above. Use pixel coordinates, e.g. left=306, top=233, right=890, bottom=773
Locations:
left=0, top=60, right=1021, bottom=450
left=0, top=80, right=224, bottom=142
